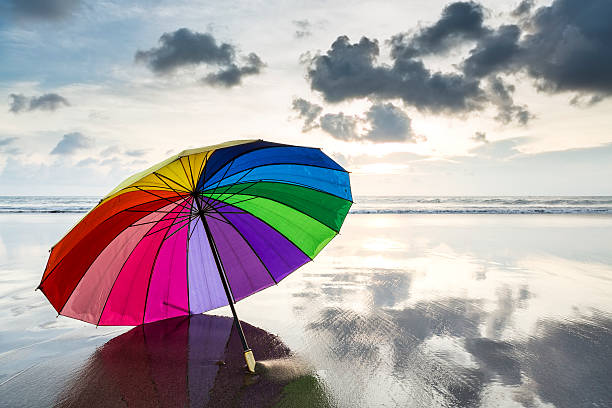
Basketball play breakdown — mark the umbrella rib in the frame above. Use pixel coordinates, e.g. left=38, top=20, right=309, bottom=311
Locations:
left=142, top=207, right=186, bottom=324
left=207, top=195, right=259, bottom=212
left=133, top=187, right=192, bottom=213
left=178, top=157, right=194, bottom=191
left=94, top=215, right=163, bottom=326
left=202, top=169, right=255, bottom=204
left=202, top=179, right=354, bottom=206
left=195, top=150, right=211, bottom=191
left=186, top=156, right=196, bottom=191
left=57, top=203, right=189, bottom=318
left=129, top=212, right=193, bottom=227
left=209, top=187, right=344, bottom=233
left=202, top=158, right=235, bottom=208
left=204, top=197, right=313, bottom=261
left=185, top=202, right=192, bottom=316
left=39, top=196, right=185, bottom=288
left=161, top=213, right=199, bottom=242
left=152, top=172, right=191, bottom=195
left=144, top=211, right=194, bottom=239
left=188, top=216, right=200, bottom=242
left=202, top=143, right=285, bottom=186
left=207, top=205, right=278, bottom=285
left=202, top=213, right=232, bottom=225
left=202, top=161, right=348, bottom=192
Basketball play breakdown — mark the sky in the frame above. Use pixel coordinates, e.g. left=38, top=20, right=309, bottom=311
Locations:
left=1, top=0, right=611, bottom=196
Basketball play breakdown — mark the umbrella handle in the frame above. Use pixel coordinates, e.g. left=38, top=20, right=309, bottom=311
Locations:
left=244, top=349, right=256, bottom=373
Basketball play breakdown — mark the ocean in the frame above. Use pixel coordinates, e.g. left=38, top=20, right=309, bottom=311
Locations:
left=1, top=197, right=611, bottom=407
left=2, top=195, right=612, bottom=214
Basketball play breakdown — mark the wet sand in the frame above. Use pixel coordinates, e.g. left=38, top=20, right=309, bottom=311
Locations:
left=1, top=213, right=612, bottom=407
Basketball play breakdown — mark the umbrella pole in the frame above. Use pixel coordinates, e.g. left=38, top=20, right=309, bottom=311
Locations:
left=196, top=199, right=256, bottom=373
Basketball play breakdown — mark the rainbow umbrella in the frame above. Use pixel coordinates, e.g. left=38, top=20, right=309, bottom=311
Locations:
left=38, top=139, right=352, bottom=372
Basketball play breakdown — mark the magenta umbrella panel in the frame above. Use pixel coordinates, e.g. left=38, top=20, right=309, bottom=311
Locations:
left=39, top=140, right=352, bottom=326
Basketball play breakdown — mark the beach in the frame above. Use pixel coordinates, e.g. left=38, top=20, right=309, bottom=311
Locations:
left=1, top=203, right=612, bottom=407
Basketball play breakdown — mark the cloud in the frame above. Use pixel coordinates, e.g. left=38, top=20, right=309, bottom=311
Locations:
left=463, top=0, right=612, bottom=98
left=511, top=0, right=534, bottom=17
left=50, top=132, right=94, bottom=155
left=8, top=0, right=81, bottom=20
left=9, top=93, right=70, bottom=113
left=295, top=99, right=417, bottom=143
left=306, top=35, right=484, bottom=113
left=320, top=112, right=360, bottom=141
left=305, top=0, right=612, bottom=128
left=390, top=1, right=489, bottom=59
left=202, top=53, right=265, bottom=87
left=364, top=103, right=415, bottom=142
left=487, top=76, right=532, bottom=125
left=124, top=148, right=149, bottom=157
left=8, top=94, right=28, bottom=113
left=77, top=157, right=98, bottom=167
left=461, top=24, right=522, bottom=78
left=0, top=137, right=21, bottom=155
left=100, top=145, right=120, bottom=157
left=135, top=28, right=264, bottom=87
left=519, top=0, right=612, bottom=95
left=291, top=97, right=323, bottom=131
left=472, top=131, right=488, bottom=143
left=293, top=19, right=312, bottom=39
left=0, top=137, right=18, bottom=146
left=135, top=28, right=234, bottom=74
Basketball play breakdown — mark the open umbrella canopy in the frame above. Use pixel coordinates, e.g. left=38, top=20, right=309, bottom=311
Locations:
left=38, top=140, right=352, bottom=326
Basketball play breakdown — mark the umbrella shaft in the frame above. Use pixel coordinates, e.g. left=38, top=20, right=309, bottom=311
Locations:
left=196, top=199, right=250, bottom=352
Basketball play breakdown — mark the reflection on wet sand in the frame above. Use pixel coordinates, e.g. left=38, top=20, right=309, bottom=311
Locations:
left=54, top=315, right=328, bottom=408
left=2, top=214, right=612, bottom=407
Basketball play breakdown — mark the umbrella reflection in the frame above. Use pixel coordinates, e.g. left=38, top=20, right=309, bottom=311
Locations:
left=54, top=314, right=307, bottom=408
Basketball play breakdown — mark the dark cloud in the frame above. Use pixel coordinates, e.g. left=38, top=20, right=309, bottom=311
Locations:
left=472, top=131, right=488, bottom=143
left=8, top=0, right=80, bottom=20
left=50, top=132, right=94, bottom=155
left=461, top=25, right=522, bottom=78
left=464, top=0, right=612, bottom=98
left=364, top=103, right=414, bottom=142
left=319, top=112, right=360, bottom=141
left=511, top=0, right=534, bottom=17
left=390, top=1, right=489, bottom=59
left=305, top=0, right=612, bottom=128
left=293, top=19, right=312, bottom=39
left=135, top=28, right=234, bottom=74
left=291, top=98, right=323, bottom=131
left=569, top=93, right=605, bottom=107
left=202, top=53, right=265, bottom=87
left=292, top=99, right=417, bottom=143
left=487, top=76, right=532, bottom=125
left=135, top=28, right=264, bottom=87
left=307, top=35, right=484, bottom=113
left=8, top=94, right=28, bottom=113
left=9, top=93, right=70, bottom=113
left=520, top=0, right=612, bottom=95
